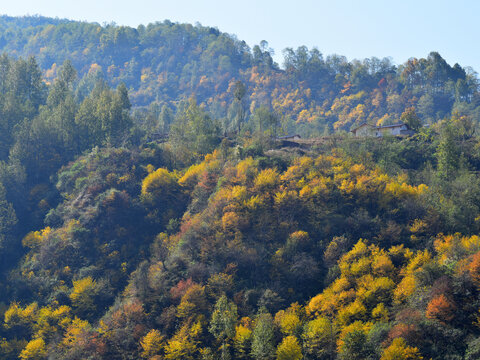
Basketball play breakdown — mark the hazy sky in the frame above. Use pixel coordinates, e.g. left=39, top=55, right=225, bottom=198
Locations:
left=2, top=0, right=479, bottom=71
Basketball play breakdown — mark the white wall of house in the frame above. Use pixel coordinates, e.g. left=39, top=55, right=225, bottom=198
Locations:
left=376, top=125, right=407, bottom=137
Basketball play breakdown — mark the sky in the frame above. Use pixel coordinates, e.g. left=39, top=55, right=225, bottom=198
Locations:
left=1, top=0, right=480, bottom=71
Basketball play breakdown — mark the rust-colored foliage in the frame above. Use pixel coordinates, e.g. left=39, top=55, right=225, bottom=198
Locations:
left=170, top=279, right=195, bottom=301
left=425, top=294, right=456, bottom=323
left=469, top=251, right=480, bottom=286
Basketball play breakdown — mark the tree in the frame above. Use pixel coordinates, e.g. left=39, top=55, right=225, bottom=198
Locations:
left=338, top=329, right=375, bottom=360
left=381, top=338, right=423, bottom=360
left=425, top=294, right=455, bottom=323
left=19, top=338, right=47, bottom=360
left=141, top=329, right=164, bottom=359
left=234, top=322, right=253, bottom=360
left=47, top=60, right=77, bottom=107
left=302, top=317, right=336, bottom=360
left=435, top=122, right=460, bottom=181
left=0, top=183, right=17, bottom=270
left=141, top=167, right=184, bottom=225
left=209, top=295, right=238, bottom=360
left=251, top=313, right=275, bottom=360
left=0, top=55, right=45, bottom=159
left=469, top=251, right=480, bottom=286
left=159, top=104, right=174, bottom=134
left=170, top=98, right=220, bottom=161
left=401, top=107, right=421, bottom=131
left=465, top=337, right=480, bottom=360
left=69, top=277, right=99, bottom=319
left=276, top=336, right=302, bottom=360
left=164, top=322, right=201, bottom=360
left=253, top=106, right=279, bottom=148
left=232, top=81, right=247, bottom=133
left=101, top=83, right=133, bottom=146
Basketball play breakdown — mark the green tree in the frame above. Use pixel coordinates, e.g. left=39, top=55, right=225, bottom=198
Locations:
left=170, top=98, right=219, bottom=161
left=251, top=106, right=279, bottom=152
left=159, top=104, right=174, bottom=134
left=232, top=80, right=247, bottom=133
left=401, top=107, right=421, bottom=131
left=465, top=337, right=480, bottom=360
left=209, top=295, right=238, bottom=360
left=47, top=60, right=77, bottom=108
left=251, top=313, right=275, bottom=360
left=435, top=121, right=461, bottom=181
left=101, top=83, right=132, bottom=147
left=338, top=330, right=375, bottom=360
left=0, top=55, right=45, bottom=159
left=0, top=182, right=17, bottom=274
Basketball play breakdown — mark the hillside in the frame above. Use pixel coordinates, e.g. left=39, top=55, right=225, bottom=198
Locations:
left=0, top=15, right=479, bottom=137
left=1, top=15, right=480, bottom=360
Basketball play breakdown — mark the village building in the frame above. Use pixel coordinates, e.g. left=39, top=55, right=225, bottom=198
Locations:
left=350, top=123, right=376, bottom=137
left=351, top=123, right=414, bottom=137
left=277, top=134, right=302, bottom=141
left=375, top=123, right=414, bottom=137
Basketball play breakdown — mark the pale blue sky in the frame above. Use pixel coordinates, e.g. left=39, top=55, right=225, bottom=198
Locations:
left=2, top=0, right=479, bottom=71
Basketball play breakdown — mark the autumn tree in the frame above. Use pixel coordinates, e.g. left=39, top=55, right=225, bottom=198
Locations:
left=381, top=337, right=423, bottom=360
left=234, top=320, right=253, bottom=360
left=69, top=277, right=99, bottom=319
left=302, top=317, right=336, bottom=360
left=19, top=338, right=47, bottom=360
left=425, top=294, right=456, bottom=323
left=141, top=329, right=164, bottom=359
left=276, top=336, right=302, bottom=360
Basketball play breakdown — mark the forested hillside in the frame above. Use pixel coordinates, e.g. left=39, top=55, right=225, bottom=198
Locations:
left=1, top=15, right=480, bottom=360
left=0, top=15, right=479, bottom=137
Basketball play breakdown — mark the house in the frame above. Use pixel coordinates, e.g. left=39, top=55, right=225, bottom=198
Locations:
left=375, top=123, right=414, bottom=137
left=277, top=134, right=302, bottom=141
left=350, top=123, right=376, bottom=137
left=351, top=123, right=414, bottom=137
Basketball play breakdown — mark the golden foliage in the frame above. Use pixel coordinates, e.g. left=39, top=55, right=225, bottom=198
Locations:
left=254, top=168, right=280, bottom=191
left=22, top=227, right=51, bottom=249
left=164, top=322, right=201, bottom=360
left=141, top=329, right=164, bottom=358
left=274, top=310, right=301, bottom=336
left=61, top=317, right=91, bottom=349
left=4, top=302, right=38, bottom=329
left=234, top=322, right=252, bottom=358
left=69, top=277, right=98, bottom=314
left=276, top=336, right=302, bottom=360
left=19, top=338, right=47, bottom=360
left=381, top=337, right=423, bottom=360
left=141, top=168, right=178, bottom=197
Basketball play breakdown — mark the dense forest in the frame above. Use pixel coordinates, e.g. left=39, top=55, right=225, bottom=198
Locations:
left=0, top=15, right=479, bottom=137
left=1, top=14, right=480, bottom=360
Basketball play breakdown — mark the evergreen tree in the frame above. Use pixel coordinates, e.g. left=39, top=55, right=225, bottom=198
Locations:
left=251, top=313, right=275, bottom=360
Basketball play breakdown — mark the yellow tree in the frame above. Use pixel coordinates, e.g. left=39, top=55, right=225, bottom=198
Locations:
left=234, top=318, right=253, bottom=360
left=140, top=329, right=164, bottom=359
left=19, top=338, right=47, bottom=360
left=70, top=277, right=99, bottom=318
left=276, top=336, right=302, bottom=360
left=381, top=338, right=423, bottom=360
